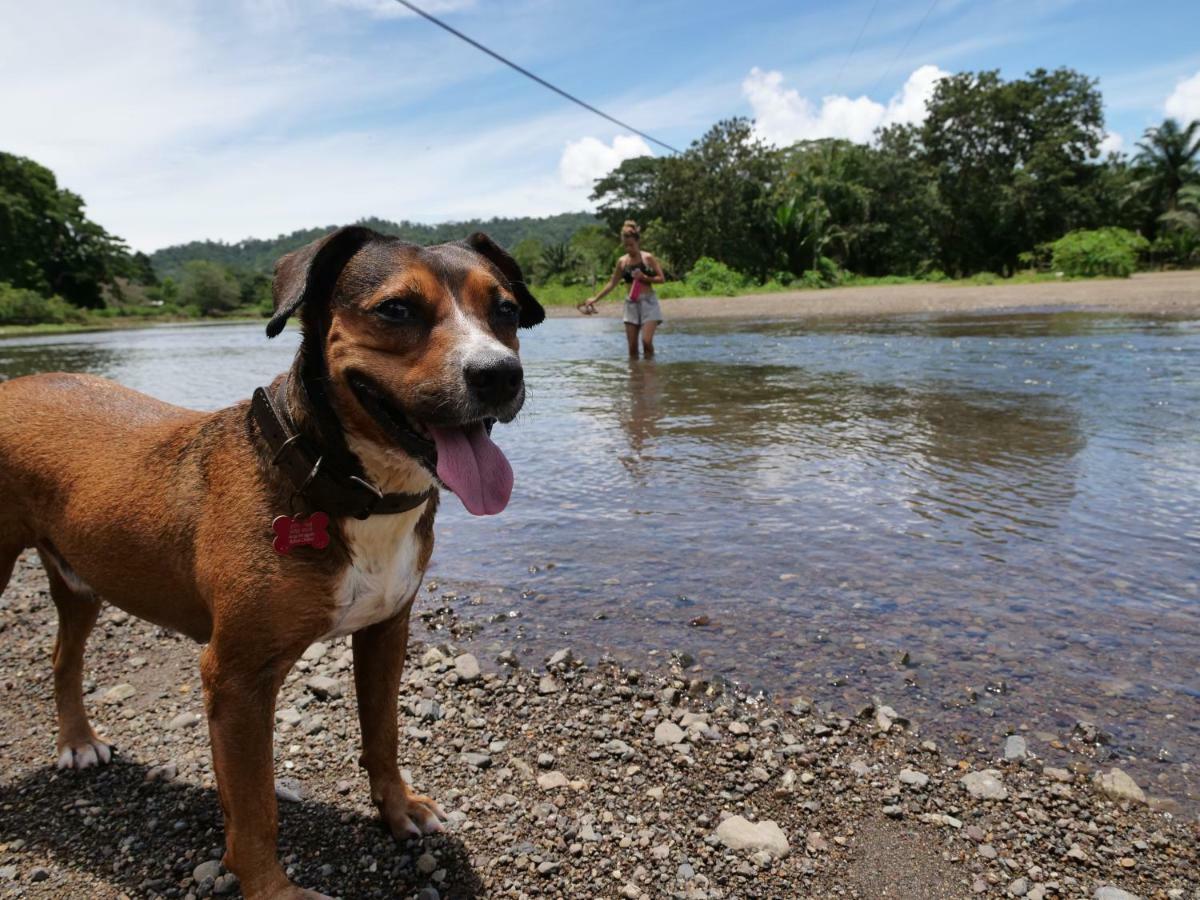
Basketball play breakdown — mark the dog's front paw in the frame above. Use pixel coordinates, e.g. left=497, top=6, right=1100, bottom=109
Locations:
left=376, top=783, right=447, bottom=840
left=55, top=735, right=112, bottom=770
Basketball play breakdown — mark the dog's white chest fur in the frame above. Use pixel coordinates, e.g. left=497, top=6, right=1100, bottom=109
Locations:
left=323, top=509, right=427, bottom=639
left=322, top=439, right=435, bottom=640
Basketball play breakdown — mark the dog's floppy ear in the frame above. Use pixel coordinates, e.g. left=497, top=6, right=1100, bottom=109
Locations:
left=460, top=231, right=545, bottom=328
left=267, top=225, right=376, bottom=338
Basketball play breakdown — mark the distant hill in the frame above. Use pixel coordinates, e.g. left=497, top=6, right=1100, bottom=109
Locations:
left=149, top=212, right=603, bottom=280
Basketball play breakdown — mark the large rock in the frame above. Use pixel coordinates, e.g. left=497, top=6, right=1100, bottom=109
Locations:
left=1093, top=768, right=1146, bottom=805
left=537, top=771, right=569, bottom=790
left=454, top=653, right=481, bottom=683
left=714, top=815, right=790, bottom=858
left=1094, top=888, right=1142, bottom=900
left=305, top=675, right=343, bottom=700
left=961, top=769, right=1008, bottom=801
left=654, top=721, right=685, bottom=746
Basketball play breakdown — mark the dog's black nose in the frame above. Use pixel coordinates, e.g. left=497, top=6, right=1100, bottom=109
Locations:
left=465, top=358, right=524, bottom=406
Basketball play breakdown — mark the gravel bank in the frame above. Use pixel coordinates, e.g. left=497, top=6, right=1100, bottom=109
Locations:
left=1, top=552, right=1197, bottom=899
left=547, top=270, right=1200, bottom=321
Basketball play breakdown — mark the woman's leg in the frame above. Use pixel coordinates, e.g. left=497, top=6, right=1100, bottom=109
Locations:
left=641, top=320, right=659, bottom=357
left=625, top=322, right=640, bottom=358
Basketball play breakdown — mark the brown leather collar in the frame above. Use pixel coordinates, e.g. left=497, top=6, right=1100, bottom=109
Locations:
left=251, top=377, right=435, bottom=520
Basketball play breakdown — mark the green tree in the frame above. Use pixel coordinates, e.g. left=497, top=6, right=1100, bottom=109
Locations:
left=906, top=68, right=1107, bottom=275
left=510, top=238, right=544, bottom=281
left=179, top=261, right=241, bottom=315
left=1132, top=118, right=1200, bottom=224
left=569, top=225, right=617, bottom=288
left=537, top=242, right=578, bottom=281
left=773, top=139, right=883, bottom=276
left=0, top=152, right=129, bottom=308
left=593, top=119, right=782, bottom=278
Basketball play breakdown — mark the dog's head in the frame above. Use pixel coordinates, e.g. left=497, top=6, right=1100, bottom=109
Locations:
left=268, top=225, right=544, bottom=516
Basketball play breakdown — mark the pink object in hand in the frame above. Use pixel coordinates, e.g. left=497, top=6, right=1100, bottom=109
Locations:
left=629, top=278, right=643, bottom=301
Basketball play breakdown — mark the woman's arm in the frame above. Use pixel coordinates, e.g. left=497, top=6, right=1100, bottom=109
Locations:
left=635, top=254, right=665, bottom=284
left=587, top=259, right=624, bottom=303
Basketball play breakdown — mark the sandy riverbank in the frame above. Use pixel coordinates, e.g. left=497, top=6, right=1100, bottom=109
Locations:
left=1, top=553, right=1196, bottom=899
left=547, top=270, right=1200, bottom=321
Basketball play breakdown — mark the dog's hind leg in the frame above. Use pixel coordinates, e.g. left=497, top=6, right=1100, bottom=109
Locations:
left=39, top=544, right=111, bottom=770
left=0, top=541, right=22, bottom=597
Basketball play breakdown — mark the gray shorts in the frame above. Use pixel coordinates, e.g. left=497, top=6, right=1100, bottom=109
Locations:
left=623, top=290, right=663, bottom=326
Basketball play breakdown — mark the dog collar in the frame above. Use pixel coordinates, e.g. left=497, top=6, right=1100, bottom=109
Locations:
left=251, top=379, right=435, bottom=520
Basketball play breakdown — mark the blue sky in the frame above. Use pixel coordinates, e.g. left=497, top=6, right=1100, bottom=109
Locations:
left=2, top=0, right=1198, bottom=251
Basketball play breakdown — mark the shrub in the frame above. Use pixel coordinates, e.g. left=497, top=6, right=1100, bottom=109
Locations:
left=179, top=261, right=241, bottom=315
left=684, top=257, right=748, bottom=295
left=0, top=282, right=87, bottom=325
left=1049, top=228, right=1148, bottom=278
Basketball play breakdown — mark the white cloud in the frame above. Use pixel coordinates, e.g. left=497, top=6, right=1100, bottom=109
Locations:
left=558, top=135, right=653, bottom=191
left=1165, top=70, right=1200, bottom=123
left=1099, top=131, right=1125, bottom=155
left=743, top=64, right=949, bottom=146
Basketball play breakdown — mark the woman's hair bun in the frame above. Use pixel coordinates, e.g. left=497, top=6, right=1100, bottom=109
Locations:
left=621, top=220, right=640, bottom=237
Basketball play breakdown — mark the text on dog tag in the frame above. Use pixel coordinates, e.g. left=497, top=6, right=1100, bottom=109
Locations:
left=272, top=513, right=330, bottom=555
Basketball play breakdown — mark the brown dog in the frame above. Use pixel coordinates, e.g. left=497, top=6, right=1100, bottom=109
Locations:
left=0, top=226, right=543, bottom=898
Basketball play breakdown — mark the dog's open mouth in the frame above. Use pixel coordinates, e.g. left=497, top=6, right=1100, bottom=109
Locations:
left=349, top=375, right=513, bottom=516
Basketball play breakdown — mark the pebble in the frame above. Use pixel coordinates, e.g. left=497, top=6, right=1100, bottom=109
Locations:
left=714, top=816, right=789, bottom=858
left=538, top=675, right=559, bottom=694
left=537, top=771, right=569, bottom=790
left=453, top=653, right=480, bottom=682
left=192, top=860, right=221, bottom=883
left=274, top=777, right=305, bottom=803
left=1093, top=768, right=1146, bottom=805
left=416, top=889, right=441, bottom=900
left=461, top=752, right=492, bottom=769
left=654, top=721, right=685, bottom=746
left=416, top=853, right=437, bottom=875
left=1094, top=889, right=1142, bottom=900
left=102, top=683, right=137, bottom=704
left=305, top=675, right=342, bottom=700
left=961, top=769, right=1009, bottom=800
left=168, top=710, right=202, bottom=730
left=898, top=768, right=929, bottom=789
left=1009, top=876, right=1029, bottom=896
left=1004, top=735, right=1028, bottom=760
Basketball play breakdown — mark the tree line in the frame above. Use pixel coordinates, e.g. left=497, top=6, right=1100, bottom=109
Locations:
left=3, top=65, right=1199, bottom=325
left=592, top=68, right=1200, bottom=285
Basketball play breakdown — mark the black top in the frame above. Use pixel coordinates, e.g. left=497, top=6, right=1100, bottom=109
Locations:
left=622, top=260, right=654, bottom=284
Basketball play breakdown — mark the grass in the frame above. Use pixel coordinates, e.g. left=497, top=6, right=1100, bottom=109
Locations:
left=531, top=270, right=1085, bottom=307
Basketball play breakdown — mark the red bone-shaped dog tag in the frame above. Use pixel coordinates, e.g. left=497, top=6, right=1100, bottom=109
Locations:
left=272, top=512, right=331, bottom=555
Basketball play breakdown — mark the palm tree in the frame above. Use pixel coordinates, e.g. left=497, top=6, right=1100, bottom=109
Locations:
left=1133, top=118, right=1200, bottom=213
left=1159, top=182, right=1200, bottom=233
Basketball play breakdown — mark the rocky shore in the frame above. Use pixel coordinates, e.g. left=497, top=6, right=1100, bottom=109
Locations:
left=1, top=552, right=1197, bottom=899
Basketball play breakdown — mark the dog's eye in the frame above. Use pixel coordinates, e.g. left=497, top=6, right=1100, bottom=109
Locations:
left=495, top=299, right=520, bottom=324
left=375, top=298, right=417, bottom=322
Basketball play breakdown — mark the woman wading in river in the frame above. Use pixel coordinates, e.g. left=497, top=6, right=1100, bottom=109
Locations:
left=580, top=221, right=666, bottom=358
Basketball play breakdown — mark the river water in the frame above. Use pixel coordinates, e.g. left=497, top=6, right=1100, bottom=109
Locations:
left=1, top=312, right=1197, bottom=809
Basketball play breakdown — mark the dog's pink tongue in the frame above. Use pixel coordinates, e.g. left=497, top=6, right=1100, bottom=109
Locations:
left=428, top=423, right=513, bottom=516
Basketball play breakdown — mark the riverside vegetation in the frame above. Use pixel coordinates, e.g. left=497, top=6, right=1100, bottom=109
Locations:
left=2, top=67, right=1199, bottom=330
